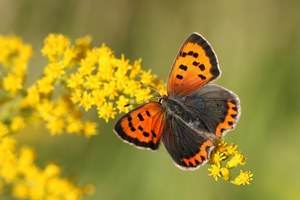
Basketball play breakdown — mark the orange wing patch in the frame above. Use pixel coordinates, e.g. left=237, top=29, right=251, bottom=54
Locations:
left=114, top=102, right=166, bottom=150
left=215, top=100, right=239, bottom=137
left=167, top=33, right=220, bottom=96
left=181, top=140, right=214, bottom=168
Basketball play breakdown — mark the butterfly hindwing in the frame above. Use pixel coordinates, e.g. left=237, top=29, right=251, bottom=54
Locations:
left=182, top=84, right=240, bottom=137
left=162, top=116, right=215, bottom=169
left=167, top=33, right=220, bottom=97
left=114, top=102, right=166, bottom=150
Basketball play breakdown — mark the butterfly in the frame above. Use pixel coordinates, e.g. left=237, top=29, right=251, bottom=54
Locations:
left=114, top=32, right=240, bottom=170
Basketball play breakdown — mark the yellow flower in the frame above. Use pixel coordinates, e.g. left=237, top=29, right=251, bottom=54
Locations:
left=102, top=81, right=118, bottom=100
left=91, top=89, right=105, bottom=107
left=18, top=147, right=35, bottom=172
left=41, top=34, right=71, bottom=61
left=63, top=47, right=77, bottom=66
left=134, top=87, right=151, bottom=104
left=129, top=59, right=142, bottom=79
left=116, top=95, right=130, bottom=113
left=208, top=164, right=221, bottom=181
left=97, top=102, right=116, bottom=123
left=46, top=118, right=65, bottom=135
left=0, top=137, right=16, bottom=152
left=10, top=116, right=26, bottom=132
left=70, top=89, right=82, bottom=104
left=67, top=73, right=84, bottom=89
left=80, top=91, right=95, bottom=111
left=37, top=76, right=54, bottom=94
left=78, top=55, right=97, bottom=76
left=83, top=121, right=97, bottom=138
left=37, top=99, right=55, bottom=121
left=215, top=140, right=227, bottom=151
left=123, top=80, right=141, bottom=97
left=220, top=167, right=231, bottom=181
left=2, top=73, right=23, bottom=94
left=140, top=70, right=157, bottom=85
left=0, top=35, right=32, bottom=68
left=22, top=85, right=40, bottom=106
left=226, top=152, right=246, bottom=168
left=12, top=182, right=30, bottom=199
left=231, top=170, right=254, bottom=185
left=75, top=35, right=92, bottom=50
left=44, top=62, right=65, bottom=80
left=113, top=55, right=131, bottom=80
left=224, top=143, right=238, bottom=156
left=84, top=74, right=101, bottom=90
left=209, top=151, right=226, bottom=166
left=43, top=163, right=61, bottom=178
left=52, top=99, right=69, bottom=117
left=0, top=123, right=9, bottom=137
left=66, top=116, right=83, bottom=134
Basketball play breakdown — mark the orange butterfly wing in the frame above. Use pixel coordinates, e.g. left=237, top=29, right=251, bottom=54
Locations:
left=114, top=102, right=166, bottom=150
left=167, top=33, right=220, bottom=96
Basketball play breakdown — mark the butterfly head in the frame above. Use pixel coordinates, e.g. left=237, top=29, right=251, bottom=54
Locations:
left=158, top=95, right=168, bottom=104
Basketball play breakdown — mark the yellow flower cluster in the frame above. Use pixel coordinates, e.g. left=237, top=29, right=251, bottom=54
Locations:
left=0, top=34, right=98, bottom=199
left=66, top=44, right=165, bottom=122
left=0, top=137, right=93, bottom=200
left=208, top=140, right=253, bottom=185
left=18, top=34, right=98, bottom=137
left=0, top=35, right=32, bottom=95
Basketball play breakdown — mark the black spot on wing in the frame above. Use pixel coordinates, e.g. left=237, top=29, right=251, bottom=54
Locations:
left=176, top=74, right=183, bottom=80
left=137, top=113, right=144, bottom=121
left=231, top=114, right=237, bottom=118
left=146, top=110, right=151, bottom=117
left=179, top=64, right=188, bottom=71
left=143, top=132, right=150, bottom=137
left=151, top=130, right=157, bottom=138
left=198, top=64, right=205, bottom=71
left=198, top=74, right=206, bottom=80
left=192, top=61, right=200, bottom=66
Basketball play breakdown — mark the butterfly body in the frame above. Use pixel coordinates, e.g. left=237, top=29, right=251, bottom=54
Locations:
left=161, top=95, right=215, bottom=140
left=114, top=33, right=240, bottom=170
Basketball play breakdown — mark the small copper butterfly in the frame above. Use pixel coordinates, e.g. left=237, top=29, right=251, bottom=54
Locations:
left=114, top=32, right=240, bottom=170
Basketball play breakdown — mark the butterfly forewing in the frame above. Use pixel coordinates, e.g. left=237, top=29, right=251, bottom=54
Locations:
left=167, top=33, right=220, bottom=97
left=114, top=102, right=166, bottom=150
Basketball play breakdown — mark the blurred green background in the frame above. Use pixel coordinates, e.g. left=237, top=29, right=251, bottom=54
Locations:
left=1, top=0, right=300, bottom=199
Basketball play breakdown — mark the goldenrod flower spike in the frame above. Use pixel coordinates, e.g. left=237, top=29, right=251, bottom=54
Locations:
left=208, top=140, right=253, bottom=185
left=0, top=34, right=97, bottom=199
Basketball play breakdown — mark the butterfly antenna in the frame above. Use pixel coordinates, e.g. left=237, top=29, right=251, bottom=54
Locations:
left=140, top=82, right=161, bottom=97
left=123, top=83, right=161, bottom=108
left=124, top=99, right=147, bottom=108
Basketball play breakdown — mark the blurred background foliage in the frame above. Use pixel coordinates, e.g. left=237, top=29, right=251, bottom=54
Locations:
left=1, top=0, right=300, bottom=199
